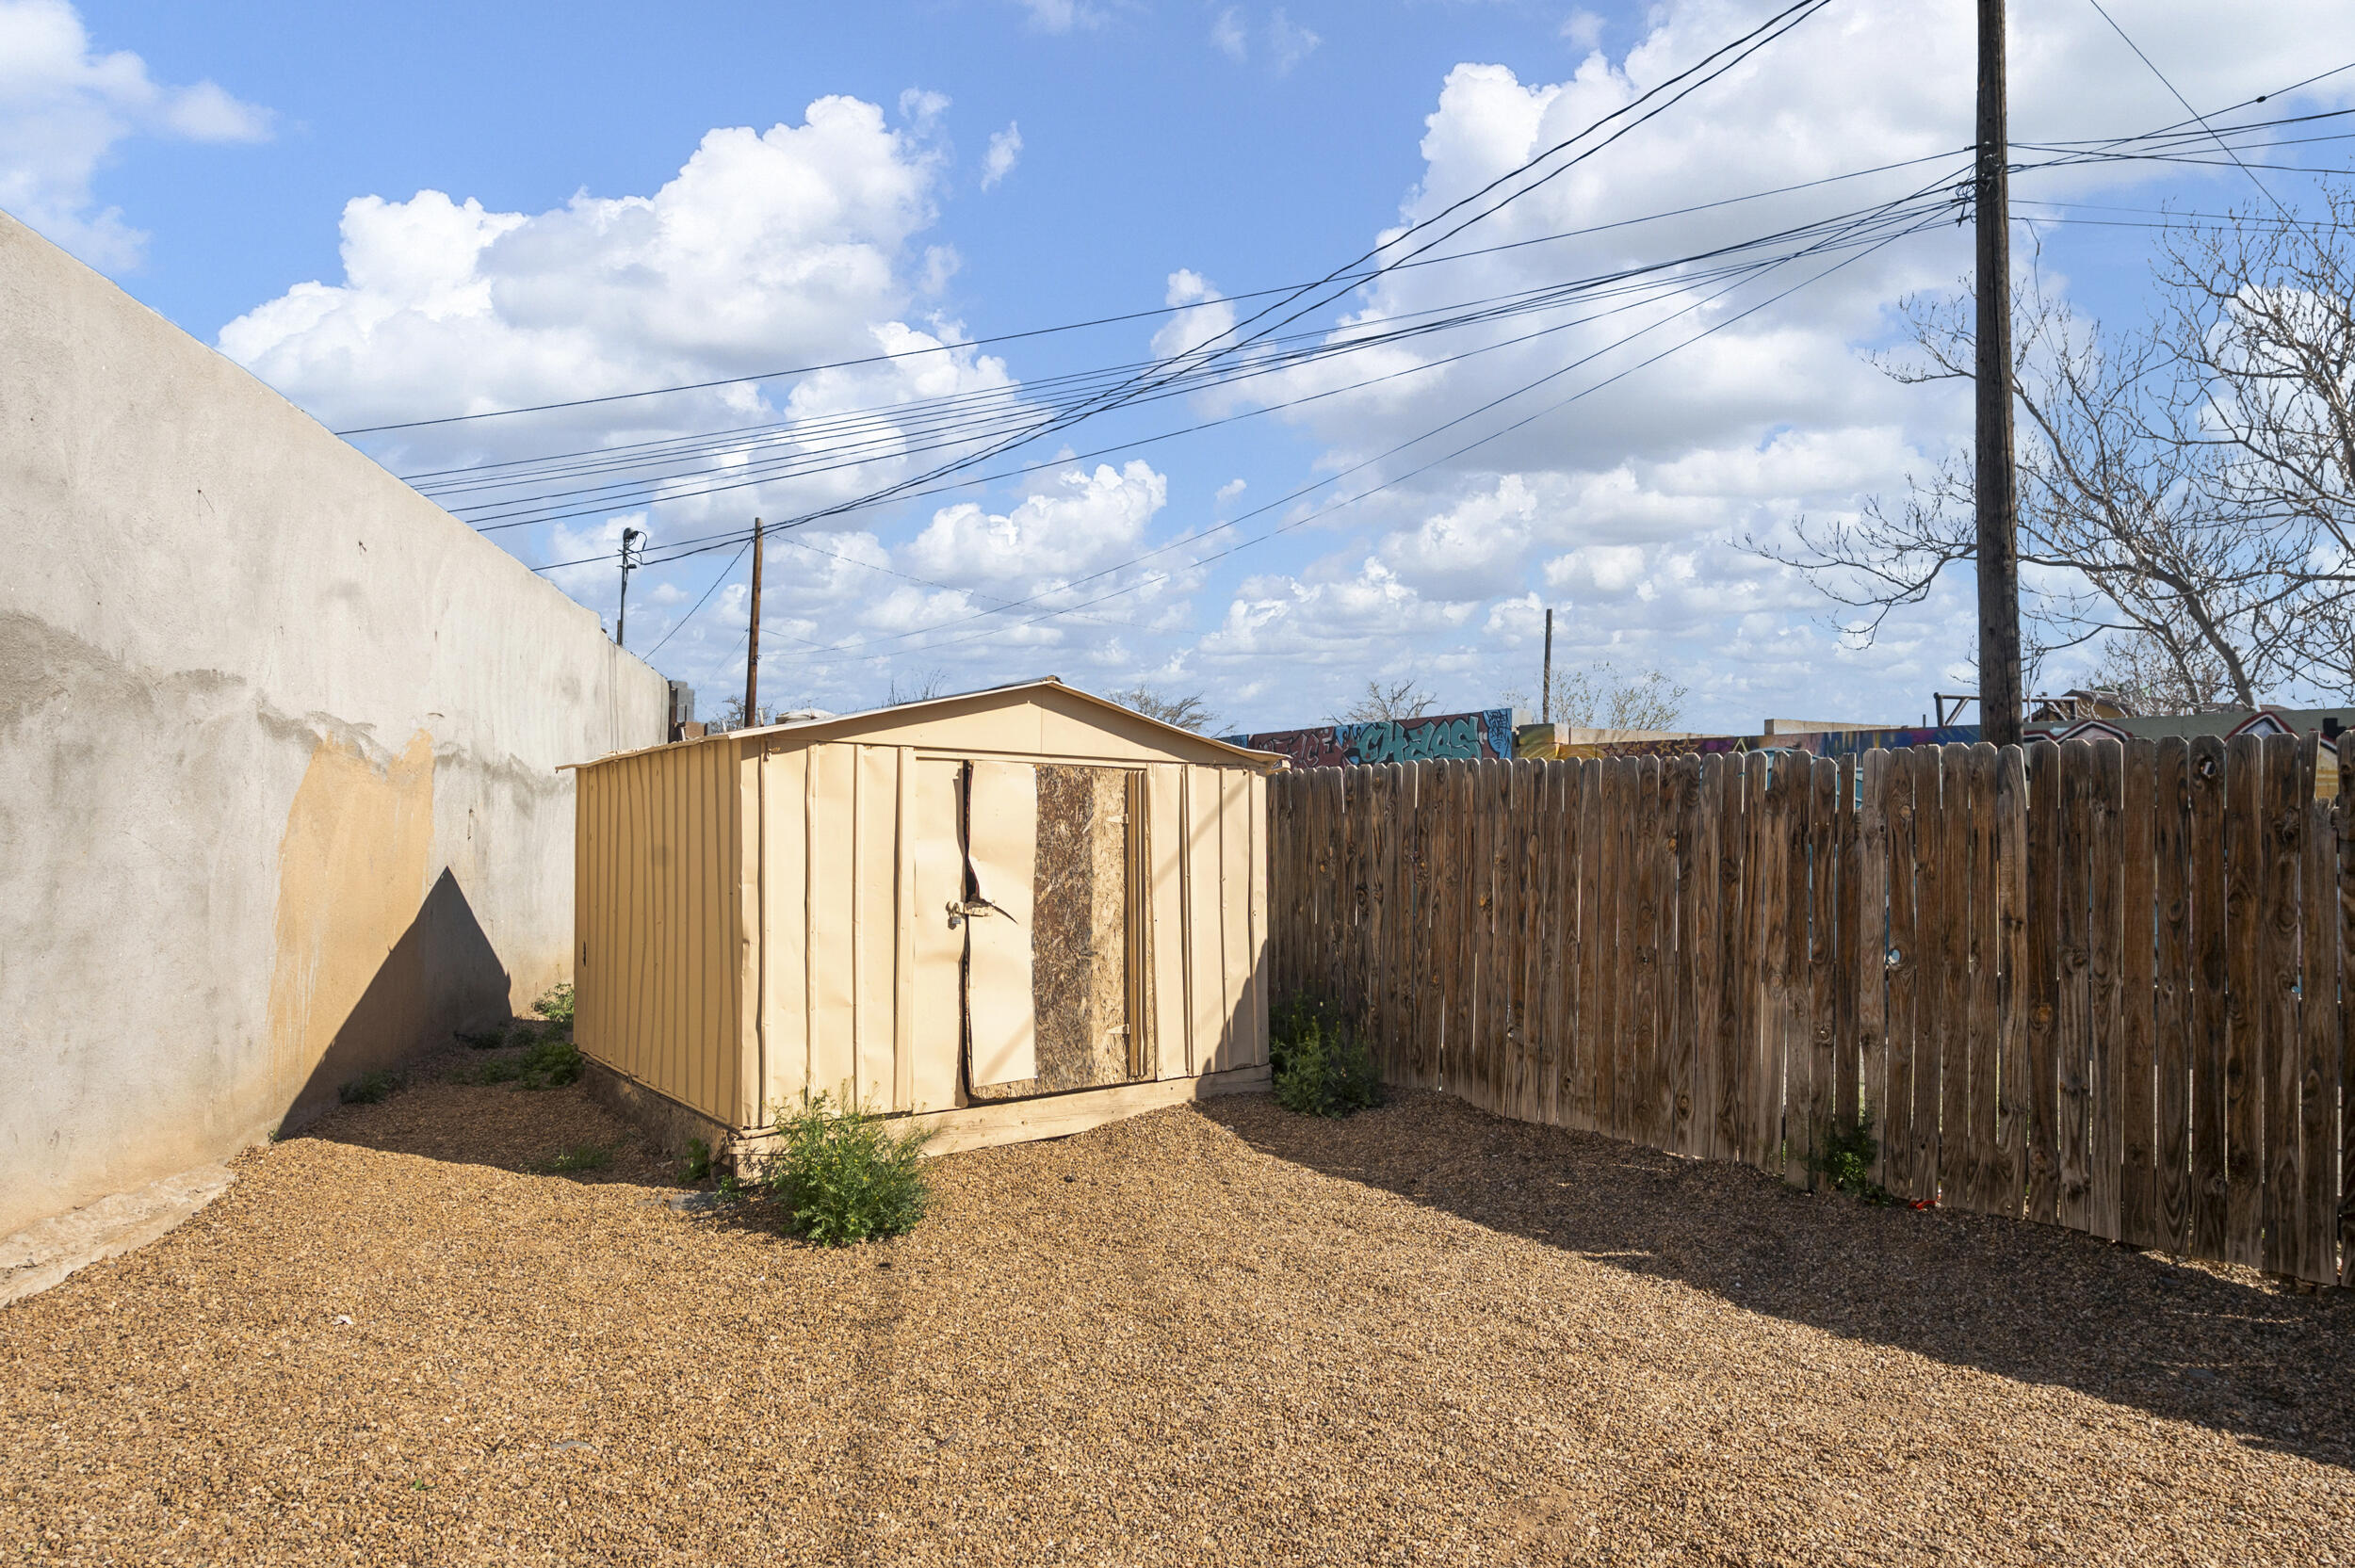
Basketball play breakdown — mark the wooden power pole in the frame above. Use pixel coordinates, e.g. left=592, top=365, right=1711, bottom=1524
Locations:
left=743, top=517, right=764, bottom=727
left=1541, top=606, right=1554, bottom=726
left=1975, top=0, right=2023, bottom=746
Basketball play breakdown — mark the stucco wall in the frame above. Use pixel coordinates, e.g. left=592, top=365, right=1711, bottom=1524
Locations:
left=0, top=211, right=668, bottom=1237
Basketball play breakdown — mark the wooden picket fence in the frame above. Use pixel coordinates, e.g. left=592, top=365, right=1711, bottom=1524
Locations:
left=1267, top=736, right=2355, bottom=1285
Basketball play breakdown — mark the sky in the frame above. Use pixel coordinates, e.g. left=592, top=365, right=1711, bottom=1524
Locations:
left=9, top=0, right=2355, bottom=735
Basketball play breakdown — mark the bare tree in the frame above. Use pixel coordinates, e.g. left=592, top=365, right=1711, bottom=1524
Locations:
left=1111, top=687, right=1217, bottom=734
left=1549, top=662, right=1688, bottom=731
left=1338, top=679, right=1437, bottom=723
left=709, top=695, right=774, bottom=731
left=1761, top=209, right=2355, bottom=711
left=2084, top=629, right=2235, bottom=716
left=886, top=667, right=952, bottom=706
left=2152, top=184, right=2355, bottom=688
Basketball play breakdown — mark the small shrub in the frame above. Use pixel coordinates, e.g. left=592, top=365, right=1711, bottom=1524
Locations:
left=1809, top=1111, right=1892, bottom=1204
left=456, top=1025, right=510, bottom=1050
left=681, top=1137, right=714, bottom=1184
left=1272, top=1018, right=1384, bottom=1119
left=339, top=1070, right=403, bottom=1106
left=537, top=1142, right=612, bottom=1173
left=760, top=1091, right=933, bottom=1245
left=1269, top=991, right=1343, bottom=1076
left=467, top=1055, right=524, bottom=1086
left=531, top=983, right=577, bottom=1036
left=515, top=1035, right=582, bottom=1091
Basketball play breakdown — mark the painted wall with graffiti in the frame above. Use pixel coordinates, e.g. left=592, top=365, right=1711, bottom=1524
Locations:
left=1521, top=724, right=1983, bottom=762
left=1220, top=708, right=1516, bottom=768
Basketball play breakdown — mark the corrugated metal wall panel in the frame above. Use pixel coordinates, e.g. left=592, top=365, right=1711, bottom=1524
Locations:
left=806, top=743, right=858, bottom=1106
left=1219, top=768, right=1252, bottom=1074
left=573, top=741, right=743, bottom=1123
left=890, top=755, right=918, bottom=1113
left=758, top=747, right=809, bottom=1120
left=1147, top=764, right=1190, bottom=1080
left=1246, top=770, right=1270, bottom=1068
left=853, top=745, right=902, bottom=1110
left=1184, top=765, right=1226, bottom=1078
left=735, top=749, right=761, bottom=1129
left=967, top=759, right=1040, bottom=1089
left=909, top=758, right=966, bottom=1111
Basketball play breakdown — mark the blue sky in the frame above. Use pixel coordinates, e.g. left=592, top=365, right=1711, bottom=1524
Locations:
left=14, top=0, right=2355, bottom=732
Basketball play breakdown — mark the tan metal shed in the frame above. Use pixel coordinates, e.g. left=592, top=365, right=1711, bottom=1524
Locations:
left=566, top=678, right=1285, bottom=1157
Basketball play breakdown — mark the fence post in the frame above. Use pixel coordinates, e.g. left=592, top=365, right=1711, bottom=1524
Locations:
left=2119, top=738, right=2159, bottom=1251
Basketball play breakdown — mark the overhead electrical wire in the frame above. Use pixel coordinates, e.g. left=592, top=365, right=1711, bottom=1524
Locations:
left=787, top=169, right=1958, bottom=662
left=440, top=107, right=2341, bottom=546
left=532, top=186, right=1953, bottom=577
left=649, top=97, right=2355, bottom=663
left=469, top=45, right=2355, bottom=661
left=518, top=127, right=2290, bottom=579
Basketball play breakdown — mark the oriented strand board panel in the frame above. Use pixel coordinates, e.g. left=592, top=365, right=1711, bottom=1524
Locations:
left=805, top=743, right=858, bottom=1106
left=1186, top=766, right=1230, bottom=1075
left=853, top=745, right=901, bottom=1111
left=758, top=747, right=810, bottom=1119
left=1029, top=765, right=1135, bottom=1091
left=908, top=758, right=966, bottom=1113
left=1147, top=764, right=1191, bottom=1080
left=967, top=759, right=1038, bottom=1088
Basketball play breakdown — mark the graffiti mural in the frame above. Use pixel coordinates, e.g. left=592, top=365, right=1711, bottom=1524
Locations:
left=1810, top=723, right=1980, bottom=758
left=1221, top=708, right=1515, bottom=768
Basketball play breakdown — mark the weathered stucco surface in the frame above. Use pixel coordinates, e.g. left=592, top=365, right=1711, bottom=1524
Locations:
left=0, top=211, right=667, bottom=1237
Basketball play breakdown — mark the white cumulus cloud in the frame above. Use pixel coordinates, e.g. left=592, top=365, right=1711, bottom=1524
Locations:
left=1210, top=8, right=1247, bottom=62
left=0, top=0, right=271, bottom=271
left=907, top=460, right=1169, bottom=585
left=983, top=121, right=1023, bottom=189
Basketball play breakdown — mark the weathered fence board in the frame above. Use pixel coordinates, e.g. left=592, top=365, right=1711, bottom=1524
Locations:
left=1269, top=736, right=2350, bottom=1285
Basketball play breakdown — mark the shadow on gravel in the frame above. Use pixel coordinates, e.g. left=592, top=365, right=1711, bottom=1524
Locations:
left=1203, top=1089, right=2355, bottom=1474
left=298, top=1058, right=678, bottom=1190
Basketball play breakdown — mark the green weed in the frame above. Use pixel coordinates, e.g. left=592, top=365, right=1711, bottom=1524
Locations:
left=761, top=1091, right=933, bottom=1246
left=531, top=983, right=577, bottom=1035
left=338, top=1070, right=404, bottom=1106
left=1269, top=991, right=1344, bottom=1077
left=681, top=1137, right=715, bottom=1184
left=1271, top=1016, right=1384, bottom=1119
left=536, top=1142, right=613, bottom=1174
left=1808, top=1111, right=1892, bottom=1204
left=466, top=1055, right=524, bottom=1086
left=515, top=1035, right=582, bottom=1091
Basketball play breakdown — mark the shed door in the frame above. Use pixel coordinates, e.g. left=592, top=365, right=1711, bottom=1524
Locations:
left=965, top=760, right=1038, bottom=1087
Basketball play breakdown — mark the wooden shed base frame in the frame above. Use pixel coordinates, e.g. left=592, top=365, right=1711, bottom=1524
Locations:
left=585, top=1058, right=1270, bottom=1175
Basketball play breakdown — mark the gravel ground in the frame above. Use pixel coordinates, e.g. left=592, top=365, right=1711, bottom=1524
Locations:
left=4, top=1065, right=2351, bottom=1567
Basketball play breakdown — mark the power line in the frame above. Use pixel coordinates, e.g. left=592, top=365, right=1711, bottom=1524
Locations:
left=2081, top=0, right=2292, bottom=218
left=532, top=191, right=1946, bottom=577
left=794, top=175, right=1954, bottom=663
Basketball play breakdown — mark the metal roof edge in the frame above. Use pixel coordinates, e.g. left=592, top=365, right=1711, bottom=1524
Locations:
left=560, top=676, right=1287, bottom=773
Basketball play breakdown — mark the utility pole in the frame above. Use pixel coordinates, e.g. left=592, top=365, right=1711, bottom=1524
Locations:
left=742, top=517, right=765, bottom=727
left=614, top=525, right=644, bottom=648
left=1975, top=0, right=2023, bottom=746
left=1541, top=606, right=1554, bottom=726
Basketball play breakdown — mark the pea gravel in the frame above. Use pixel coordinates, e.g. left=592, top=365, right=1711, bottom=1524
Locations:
left=4, top=1071, right=2350, bottom=1566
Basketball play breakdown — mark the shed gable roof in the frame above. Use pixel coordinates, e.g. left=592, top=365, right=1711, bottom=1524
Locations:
left=572, top=678, right=1285, bottom=771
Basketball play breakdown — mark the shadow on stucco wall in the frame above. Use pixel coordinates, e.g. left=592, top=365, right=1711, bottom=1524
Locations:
left=280, top=868, right=510, bottom=1130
